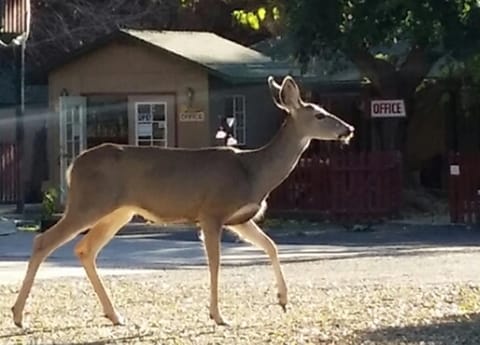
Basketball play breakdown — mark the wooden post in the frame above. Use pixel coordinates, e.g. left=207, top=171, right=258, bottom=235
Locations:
left=14, top=39, right=25, bottom=213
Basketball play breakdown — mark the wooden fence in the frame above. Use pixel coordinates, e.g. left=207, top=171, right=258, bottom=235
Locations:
left=0, top=143, right=18, bottom=203
left=448, top=152, right=480, bottom=224
left=268, top=146, right=403, bottom=222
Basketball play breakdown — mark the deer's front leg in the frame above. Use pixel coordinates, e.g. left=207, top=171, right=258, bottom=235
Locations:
left=227, top=220, right=288, bottom=311
left=199, top=218, right=227, bottom=326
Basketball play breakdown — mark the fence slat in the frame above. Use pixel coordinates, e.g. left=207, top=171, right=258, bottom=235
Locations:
left=0, top=143, right=19, bottom=204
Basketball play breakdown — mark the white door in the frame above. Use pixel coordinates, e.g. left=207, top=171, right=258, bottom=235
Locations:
left=135, top=102, right=167, bottom=146
left=59, top=96, right=87, bottom=204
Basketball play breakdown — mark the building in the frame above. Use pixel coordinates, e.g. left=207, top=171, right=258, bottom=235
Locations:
left=45, top=28, right=299, bottom=202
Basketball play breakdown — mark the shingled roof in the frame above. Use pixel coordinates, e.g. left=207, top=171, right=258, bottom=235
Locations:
left=49, top=28, right=298, bottom=83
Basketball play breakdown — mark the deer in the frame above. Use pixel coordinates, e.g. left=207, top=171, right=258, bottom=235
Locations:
left=11, top=75, right=354, bottom=328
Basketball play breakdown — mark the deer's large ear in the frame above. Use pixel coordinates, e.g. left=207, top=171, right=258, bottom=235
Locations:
left=279, top=76, right=302, bottom=110
left=268, top=76, right=289, bottom=112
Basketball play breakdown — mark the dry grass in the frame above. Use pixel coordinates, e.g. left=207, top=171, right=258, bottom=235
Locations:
left=2, top=262, right=480, bottom=345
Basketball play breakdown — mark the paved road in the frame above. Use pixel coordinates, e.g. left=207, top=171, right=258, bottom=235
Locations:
left=1, top=223, right=480, bottom=285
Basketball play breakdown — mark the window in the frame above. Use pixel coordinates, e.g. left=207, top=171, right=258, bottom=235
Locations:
left=224, top=95, right=246, bottom=145
left=135, top=102, right=167, bottom=147
left=86, top=95, right=128, bottom=148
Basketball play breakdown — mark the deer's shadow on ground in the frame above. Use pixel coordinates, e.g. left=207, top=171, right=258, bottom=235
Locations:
left=359, top=312, right=480, bottom=344
left=0, top=321, right=257, bottom=345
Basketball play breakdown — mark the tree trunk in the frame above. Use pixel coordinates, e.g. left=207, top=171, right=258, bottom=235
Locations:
left=348, top=45, right=432, bottom=154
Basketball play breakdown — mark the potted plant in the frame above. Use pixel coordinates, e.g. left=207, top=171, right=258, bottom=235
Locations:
left=39, top=187, right=60, bottom=233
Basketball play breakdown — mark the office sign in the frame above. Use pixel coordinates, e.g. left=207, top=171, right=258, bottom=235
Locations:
left=179, top=111, right=205, bottom=122
left=371, top=99, right=406, bottom=118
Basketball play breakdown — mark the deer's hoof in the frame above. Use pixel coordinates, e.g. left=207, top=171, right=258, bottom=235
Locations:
left=277, top=292, right=288, bottom=312
left=11, top=306, right=23, bottom=329
left=104, top=312, right=125, bottom=326
left=209, top=313, right=229, bottom=326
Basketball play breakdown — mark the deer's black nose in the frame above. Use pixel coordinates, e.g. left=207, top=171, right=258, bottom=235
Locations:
left=338, top=126, right=354, bottom=140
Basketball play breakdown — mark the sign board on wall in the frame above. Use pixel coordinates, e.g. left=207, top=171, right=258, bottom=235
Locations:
left=450, top=165, right=460, bottom=176
left=371, top=99, right=406, bottom=118
left=180, top=111, right=205, bottom=122
left=137, top=123, right=152, bottom=136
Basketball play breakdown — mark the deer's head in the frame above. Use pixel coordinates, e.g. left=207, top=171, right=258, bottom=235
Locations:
left=268, top=75, right=355, bottom=144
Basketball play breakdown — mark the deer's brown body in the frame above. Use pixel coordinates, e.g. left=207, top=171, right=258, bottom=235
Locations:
left=68, top=143, right=262, bottom=226
left=11, top=75, right=354, bottom=328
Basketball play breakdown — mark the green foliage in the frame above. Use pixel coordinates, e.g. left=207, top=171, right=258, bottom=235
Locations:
left=438, top=53, right=480, bottom=84
left=41, top=187, right=58, bottom=219
left=232, top=9, right=262, bottom=30
left=284, top=0, right=480, bottom=65
left=231, top=2, right=282, bottom=31
left=467, top=55, right=480, bottom=84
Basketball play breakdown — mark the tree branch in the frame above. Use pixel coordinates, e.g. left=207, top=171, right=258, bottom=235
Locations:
left=346, top=46, right=396, bottom=92
left=398, top=45, right=432, bottom=96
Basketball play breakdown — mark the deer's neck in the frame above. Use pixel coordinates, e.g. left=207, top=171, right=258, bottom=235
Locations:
left=244, top=117, right=310, bottom=200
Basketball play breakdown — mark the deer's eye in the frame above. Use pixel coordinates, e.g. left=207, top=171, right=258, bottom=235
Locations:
left=315, top=113, right=326, bottom=120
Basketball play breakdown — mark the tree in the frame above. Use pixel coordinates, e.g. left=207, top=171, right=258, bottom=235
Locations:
left=25, top=0, right=172, bottom=74
left=280, top=0, right=480, bottom=151
left=25, top=0, right=273, bottom=75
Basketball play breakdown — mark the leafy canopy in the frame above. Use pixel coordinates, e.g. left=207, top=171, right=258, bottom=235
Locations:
left=284, top=0, right=480, bottom=64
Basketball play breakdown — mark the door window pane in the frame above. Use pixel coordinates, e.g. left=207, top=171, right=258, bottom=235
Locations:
left=138, top=113, right=152, bottom=122
left=135, top=102, right=167, bottom=147
left=153, top=126, right=165, bottom=139
left=224, top=95, right=246, bottom=145
left=153, top=104, right=166, bottom=121
left=73, top=106, right=80, bottom=124
left=137, top=104, right=150, bottom=114
left=74, top=140, right=80, bottom=155
left=234, top=96, right=244, bottom=112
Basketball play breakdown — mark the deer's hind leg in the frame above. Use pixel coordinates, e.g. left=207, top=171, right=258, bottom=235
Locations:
left=74, top=207, right=133, bottom=325
left=226, top=220, right=288, bottom=311
left=11, top=205, right=107, bottom=328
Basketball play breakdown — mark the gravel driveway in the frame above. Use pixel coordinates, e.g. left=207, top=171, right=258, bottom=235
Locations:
left=1, top=225, right=480, bottom=344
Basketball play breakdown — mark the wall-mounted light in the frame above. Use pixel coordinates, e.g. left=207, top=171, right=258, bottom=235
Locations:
left=60, top=88, right=69, bottom=96
left=187, top=87, right=195, bottom=107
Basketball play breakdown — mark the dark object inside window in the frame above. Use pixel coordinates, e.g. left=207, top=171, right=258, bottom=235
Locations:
left=86, top=95, right=129, bottom=148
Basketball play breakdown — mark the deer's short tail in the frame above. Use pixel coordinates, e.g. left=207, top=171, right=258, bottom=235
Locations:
left=65, top=163, right=74, bottom=187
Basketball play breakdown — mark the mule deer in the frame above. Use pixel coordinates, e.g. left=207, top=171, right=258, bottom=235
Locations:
left=11, top=75, right=354, bottom=328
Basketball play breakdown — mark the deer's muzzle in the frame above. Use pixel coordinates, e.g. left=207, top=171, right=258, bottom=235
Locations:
left=338, top=126, right=355, bottom=144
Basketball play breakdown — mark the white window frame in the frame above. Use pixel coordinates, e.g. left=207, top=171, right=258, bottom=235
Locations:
left=134, top=101, right=167, bottom=147
left=225, top=95, right=246, bottom=145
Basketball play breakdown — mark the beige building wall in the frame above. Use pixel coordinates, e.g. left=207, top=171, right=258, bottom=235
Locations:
left=47, top=39, right=211, bottom=190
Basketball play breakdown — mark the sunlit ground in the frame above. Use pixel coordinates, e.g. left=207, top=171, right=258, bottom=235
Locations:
left=2, top=261, right=480, bottom=345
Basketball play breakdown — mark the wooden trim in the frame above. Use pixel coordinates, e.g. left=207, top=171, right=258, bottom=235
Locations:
left=81, top=92, right=179, bottom=147
left=80, top=92, right=177, bottom=97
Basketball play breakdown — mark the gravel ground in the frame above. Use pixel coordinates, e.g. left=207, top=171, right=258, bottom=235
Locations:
left=2, top=248, right=480, bottom=345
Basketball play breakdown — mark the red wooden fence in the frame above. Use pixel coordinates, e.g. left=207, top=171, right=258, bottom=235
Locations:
left=269, top=148, right=403, bottom=222
left=0, top=143, right=18, bottom=203
left=448, top=152, right=480, bottom=224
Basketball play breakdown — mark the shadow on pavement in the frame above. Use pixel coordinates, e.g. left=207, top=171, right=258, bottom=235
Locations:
left=2, top=240, right=480, bottom=271
left=129, top=223, right=480, bottom=247
left=358, top=312, right=480, bottom=345
left=2, top=223, right=480, bottom=272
